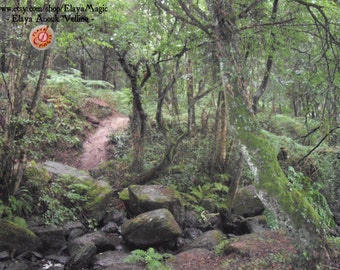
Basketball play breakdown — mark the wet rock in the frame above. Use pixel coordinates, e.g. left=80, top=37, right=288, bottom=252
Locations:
left=67, top=231, right=122, bottom=255
left=103, top=208, right=128, bottom=226
left=187, top=230, right=225, bottom=250
left=101, top=222, right=119, bottom=233
left=63, top=221, right=85, bottom=236
left=0, top=220, right=41, bottom=255
left=121, top=208, right=182, bottom=248
left=231, top=185, right=265, bottom=217
left=30, top=225, right=66, bottom=255
left=0, top=260, right=40, bottom=270
left=124, top=185, right=184, bottom=225
left=184, top=228, right=202, bottom=240
left=65, top=242, right=97, bottom=270
left=92, top=250, right=130, bottom=268
left=0, top=251, right=10, bottom=261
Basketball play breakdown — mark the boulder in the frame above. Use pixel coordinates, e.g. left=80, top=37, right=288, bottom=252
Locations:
left=92, top=250, right=130, bottom=268
left=42, top=161, right=114, bottom=222
left=67, top=231, right=122, bottom=255
left=123, top=185, right=184, bottom=224
left=65, top=242, right=97, bottom=270
left=29, top=225, right=66, bottom=255
left=244, top=215, right=269, bottom=233
left=63, top=221, right=86, bottom=241
left=121, top=208, right=182, bottom=248
left=0, top=220, right=41, bottom=255
left=83, top=98, right=113, bottom=119
left=42, top=161, right=92, bottom=181
left=231, top=185, right=265, bottom=217
left=187, top=230, right=225, bottom=250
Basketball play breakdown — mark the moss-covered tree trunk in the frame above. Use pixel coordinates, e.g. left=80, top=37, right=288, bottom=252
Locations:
left=208, top=0, right=324, bottom=250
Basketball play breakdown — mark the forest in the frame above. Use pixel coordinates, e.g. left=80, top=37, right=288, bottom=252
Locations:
left=0, top=0, right=340, bottom=269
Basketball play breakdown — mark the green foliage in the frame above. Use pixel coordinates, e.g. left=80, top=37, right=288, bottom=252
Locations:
left=124, top=247, right=172, bottom=270
left=263, top=209, right=279, bottom=230
left=285, top=166, right=335, bottom=229
left=189, top=182, right=229, bottom=207
left=214, top=239, right=229, bottom=256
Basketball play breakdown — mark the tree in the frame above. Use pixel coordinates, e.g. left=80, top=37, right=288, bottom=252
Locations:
left=0, top=0, right=63, bottom=202
left=154, top=0, right=339, bottom=251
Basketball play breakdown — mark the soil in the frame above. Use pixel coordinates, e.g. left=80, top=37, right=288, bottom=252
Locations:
left=78, top=112, right=129, bottom=170
left=55, top=110, right=129, bottom=170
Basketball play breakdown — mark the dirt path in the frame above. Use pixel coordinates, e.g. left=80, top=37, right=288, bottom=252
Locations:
left=78, top=112, right=129, bottom=170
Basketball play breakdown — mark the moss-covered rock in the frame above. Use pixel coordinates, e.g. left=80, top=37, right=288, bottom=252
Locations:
left=0, top=219, right=42, bottom=254
left=121, top=208, right=182, bottom=248
left=187, top=230, right=225, bottom=250
left=125, top=185, right=185, bottom=225
left=231, top=185, right=265, bottom=217
left=42, top=161, right=113, bottom=223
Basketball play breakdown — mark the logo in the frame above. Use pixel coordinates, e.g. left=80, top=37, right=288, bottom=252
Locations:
left=29, top=25, right=55, bottom=50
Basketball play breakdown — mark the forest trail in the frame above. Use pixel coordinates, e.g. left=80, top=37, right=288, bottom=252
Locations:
left=78, top=111, right=129, bottom=170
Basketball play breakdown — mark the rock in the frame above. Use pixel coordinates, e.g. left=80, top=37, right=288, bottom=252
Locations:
left=92, top=250, right=130, bottom=268
left=231, top=185, right=265, bottom=217
left=0, top=251, right=10, bottom=261
left=63, top=221, right=85, bottom=241
left=0, top=220, right=41, bottom=255
left=0, top=260, right=40, bottom=270
left=183, top=228, right=202, bottom=240
left=29, top=225, right=66, bottom=255
left=101, top=222, right=119, bottom=233
left=86, top=114, right=100, bottom=124
left=124, top=185, right=184, bottom=224
left=103, top=208, right=128, bottom=226
left=67, top=231, right=122, bottom=255
left=42, top=161, right=92, bottom=181
left=187, top=230, right=225, bottom=250
left=84, top=98, right=113, bottom=119
left=121, top=208, right=182, bottom=248
left=42, top=161, right=114, bottom=222
left=65, top=242, right=97, bottom=270
left=244, top=215, right=269, bottom=233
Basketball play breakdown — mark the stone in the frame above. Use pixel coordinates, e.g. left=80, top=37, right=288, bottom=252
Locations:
left=101, top=222, right=119, bottom=233
left=121, top=208, right=182, bottom=248
left=67, top=231, right=122, bottom=255
left=65, top=242, right=97, bottom=270
left=125, top=185, right=184, bottom=224
left=42, top=161, right=92, bottom=181
left=92, top=250, right=129, bottom=268
left=86, top=114, right=100, bottom=124
left=83, top=98, right=113, bottom=119
left=29, top=225, right=66, bottom=255
left=0, top=220, right=41, bottom=255
left=231, top=185, right=265, bottom=217
left=244, top=215, right=269, bottom=233
left=42, top=161, right=114, bottom=222
left=187, top=230, right=225, bottom=250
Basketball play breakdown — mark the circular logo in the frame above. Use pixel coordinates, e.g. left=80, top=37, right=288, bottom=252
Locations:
left=29, top=25, right=55, bottom=50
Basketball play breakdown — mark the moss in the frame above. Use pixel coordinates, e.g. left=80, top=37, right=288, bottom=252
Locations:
left=0, top=219, right=41, bottom=253
left=119, top=188, right=129, bottom=201
left=229, top=97, right=323, bottom=248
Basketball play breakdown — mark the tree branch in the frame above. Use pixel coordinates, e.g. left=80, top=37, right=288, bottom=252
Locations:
left=297, top=126, right=340, bottom=165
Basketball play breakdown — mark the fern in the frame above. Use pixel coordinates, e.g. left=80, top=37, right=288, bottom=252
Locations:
left=124, top=248, right=172, bottom=270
